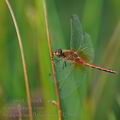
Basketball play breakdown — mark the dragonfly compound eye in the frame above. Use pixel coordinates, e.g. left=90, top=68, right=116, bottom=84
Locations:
left=54, top=49, right=63, bottom=57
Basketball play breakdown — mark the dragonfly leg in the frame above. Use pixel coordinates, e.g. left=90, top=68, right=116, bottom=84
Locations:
left=62, top=61, right=67, bottom=69
left=64, top=61, right=67, bottom=67
left=54, top=58, right=61, bottom=64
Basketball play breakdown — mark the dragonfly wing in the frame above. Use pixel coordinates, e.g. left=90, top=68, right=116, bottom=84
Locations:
left=55, top=60, right=88, bottom=99
left=70, top=15, right=84, bottom=50
left=70, top=14, right=94, bottom=62
left=79, top=32, right=94, bottom=62
left=55, top=58, right=88, bottom=120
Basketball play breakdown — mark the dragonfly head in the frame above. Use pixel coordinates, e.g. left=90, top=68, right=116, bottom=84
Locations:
left=53, top=49, right=63, bottom=58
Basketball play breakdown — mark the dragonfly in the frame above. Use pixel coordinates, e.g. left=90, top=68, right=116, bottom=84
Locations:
left=53, top=15, right=117, bottom=99
left=53, top=49, right=117, bottom=74
left=53, top=15, right=117, bottom=74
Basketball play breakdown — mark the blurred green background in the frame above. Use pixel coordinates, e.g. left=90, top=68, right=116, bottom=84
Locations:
left=0, top=0, right=120, bottom=120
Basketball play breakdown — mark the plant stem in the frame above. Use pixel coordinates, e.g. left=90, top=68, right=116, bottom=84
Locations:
left=43, top=1, right=63, bottom=120
left=5, top=0, right=33, bottom=120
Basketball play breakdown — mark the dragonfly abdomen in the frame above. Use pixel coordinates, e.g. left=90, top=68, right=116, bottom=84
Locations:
left=84, top=63, right=117, bottom=74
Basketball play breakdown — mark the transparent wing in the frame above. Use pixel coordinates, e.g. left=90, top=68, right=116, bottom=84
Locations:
left=70, top=14, right=84, bottom=50
left=56, top=60, right=88, bottom=99
left=70, top=15, right=94, bottom=62
left=79, top=32, right=94, bottom=62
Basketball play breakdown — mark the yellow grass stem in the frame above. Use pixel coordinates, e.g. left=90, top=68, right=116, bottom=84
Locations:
left=5, top=0, right=33, bottom=120
left=43, top=1, right=63, bottom=120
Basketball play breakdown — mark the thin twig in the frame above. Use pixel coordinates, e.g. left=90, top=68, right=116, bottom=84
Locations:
left=5, top=0, right=33, bottom=120
left=43, top=1, right=63, bottom=120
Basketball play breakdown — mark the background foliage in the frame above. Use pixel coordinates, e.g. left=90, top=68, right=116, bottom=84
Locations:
left=0, top=0, right=120, bottom=119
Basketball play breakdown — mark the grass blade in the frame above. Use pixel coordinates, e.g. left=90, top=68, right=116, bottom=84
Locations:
left=5, top=0, right=33, bottom=119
